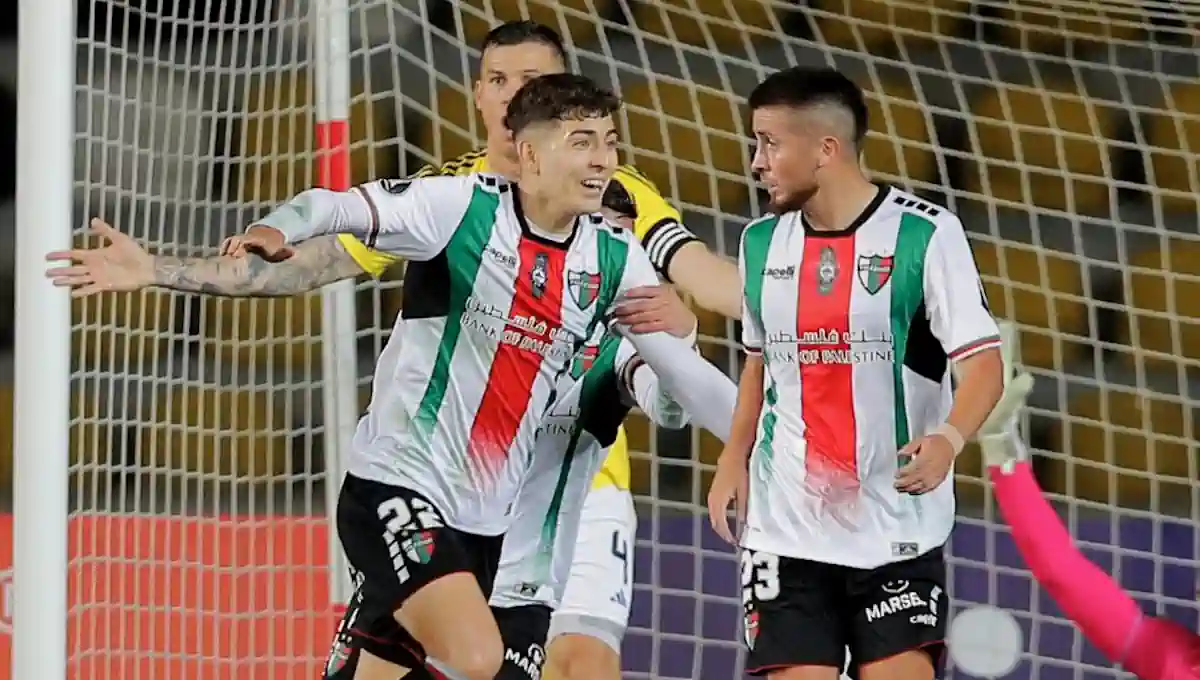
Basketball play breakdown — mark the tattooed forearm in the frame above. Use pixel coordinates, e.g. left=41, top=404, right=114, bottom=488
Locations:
left=150, top=235, right=365, bottom=297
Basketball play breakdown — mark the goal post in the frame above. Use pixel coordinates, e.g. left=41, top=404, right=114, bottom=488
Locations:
left=312, top=0, right=361, bottom=610
left=13, top=0, right=75, bottom=678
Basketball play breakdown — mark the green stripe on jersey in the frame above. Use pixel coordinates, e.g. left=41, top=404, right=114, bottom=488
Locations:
left=740, top=217, right=779, bottom=329
left=413, top=186, right=502, bottom=435
left=535, top=334, right=622, bottom=573
left=888, top=212, right=937, bottom=449
left=740, top=216, right=781, bottom=474
left=591, top=228, right=629, bottom=341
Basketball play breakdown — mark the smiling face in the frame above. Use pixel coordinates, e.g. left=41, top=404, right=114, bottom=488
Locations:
left=516, top=114, right=619, bottom=215
left=475, top=42, right=567, bottom=146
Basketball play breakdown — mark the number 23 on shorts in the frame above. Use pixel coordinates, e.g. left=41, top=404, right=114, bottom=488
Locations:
left=741, top=550, right=780, bottom=603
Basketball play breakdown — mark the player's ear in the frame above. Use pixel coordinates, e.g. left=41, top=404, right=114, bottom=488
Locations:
left=516, top=136, right=538, bottom=173
left=473, top=79, right=483, bottom=111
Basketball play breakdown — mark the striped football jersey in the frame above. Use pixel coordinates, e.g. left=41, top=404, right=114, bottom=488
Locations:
left=739, top=185, right=1001, bottom=569
left=264, top=173, right=671, bottom=535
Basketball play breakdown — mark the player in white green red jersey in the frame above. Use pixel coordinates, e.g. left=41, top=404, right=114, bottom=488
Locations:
left=397, top=21, right=741, bottom=680
left=707, top=67, right=1005, bottom=680
left=488, top=320, right=703, bottom=679
left=46, top=73, right=737, bottom=680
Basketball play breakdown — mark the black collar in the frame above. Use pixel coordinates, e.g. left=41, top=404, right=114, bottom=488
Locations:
left=801, top=182, right=891, bottom=238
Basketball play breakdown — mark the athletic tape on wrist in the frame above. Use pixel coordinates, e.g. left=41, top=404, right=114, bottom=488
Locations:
left=935, top=423, right=966, bottom=456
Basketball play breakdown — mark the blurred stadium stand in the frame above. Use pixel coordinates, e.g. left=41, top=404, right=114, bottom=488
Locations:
left=0, top=0, right=1195, bottom=523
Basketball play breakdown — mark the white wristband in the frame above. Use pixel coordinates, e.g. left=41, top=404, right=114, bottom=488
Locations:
left=934, top=423, right=966, bottom=456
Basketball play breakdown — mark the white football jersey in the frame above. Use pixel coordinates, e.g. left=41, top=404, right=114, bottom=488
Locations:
left=739, top=185, right=1000, bottom=569
left=259, top=174, right=732, bottom=535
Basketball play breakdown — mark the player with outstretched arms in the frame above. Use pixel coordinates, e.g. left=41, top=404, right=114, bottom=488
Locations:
left=395, top=20, right=739, bottom=680
left=46, top=73, right=736, bottom=680
left=707, top=66, right=1004, bottom=680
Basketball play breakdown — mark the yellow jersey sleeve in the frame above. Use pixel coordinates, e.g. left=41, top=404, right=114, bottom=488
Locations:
left=590, top=426, right=632, bottom=491
left=608, top=166, right=701, bottom=280
left=338, top=149, right=488, bottom=278
left=336, top=233, right=399, bottom=279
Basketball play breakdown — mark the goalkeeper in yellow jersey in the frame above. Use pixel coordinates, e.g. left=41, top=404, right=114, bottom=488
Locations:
left=355, top=20, right=737, bottom=680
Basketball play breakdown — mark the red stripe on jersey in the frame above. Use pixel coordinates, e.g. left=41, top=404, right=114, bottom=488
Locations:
left=465, top=238, right=566, bottom=480
left=796, top=236, right=859, bottom=490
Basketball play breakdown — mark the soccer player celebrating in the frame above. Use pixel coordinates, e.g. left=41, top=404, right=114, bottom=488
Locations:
left=707, top=66, right=1005, bottom=680
left=46, top=73, right=737, bottom=680
left=399, top=20, right=739, bottom=680
left=980, top=341, right=1200, bottom=680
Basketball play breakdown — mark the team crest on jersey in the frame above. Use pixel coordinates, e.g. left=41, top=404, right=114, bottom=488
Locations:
left=817, top=246, right=839, bottom=295
left=856, top=254, right=894, bottom=295
left=567, top=270, right=602, bottom=309
left=570, top=344, right=600, bottom=379
left=401, top=530, right=436, bottom=564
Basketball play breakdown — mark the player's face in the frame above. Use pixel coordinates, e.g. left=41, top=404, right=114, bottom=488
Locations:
left=520, top=115, right=619, bottom=215
left=475, top=43, right=567, bottom=141
left=750, top=105, right=835, bottom=213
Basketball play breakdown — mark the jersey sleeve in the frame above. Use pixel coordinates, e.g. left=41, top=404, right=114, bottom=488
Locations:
left=607, top=238, right=736, bottom=441
left=924, top=217, right=1002, bottom=361
left=260, top=175, right=473, bottom=269
left=739, top=235, right=764, bottom=355
left=610, top=167, right=700, bottom=280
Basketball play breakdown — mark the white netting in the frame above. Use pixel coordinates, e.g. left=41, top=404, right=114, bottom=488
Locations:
left=48, top=0, right=1200, bottom=678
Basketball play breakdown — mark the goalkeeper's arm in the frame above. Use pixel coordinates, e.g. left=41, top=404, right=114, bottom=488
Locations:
left=981, top=328, right=1197, bottom=679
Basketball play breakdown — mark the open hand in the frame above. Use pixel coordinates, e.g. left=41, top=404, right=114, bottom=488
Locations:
left=220, top=225, right=293, bottom=261
left=611, top=285, right=696, bottom=338
left=45, top=218, right=154, bottom=297
left=707, top=453, right=749, bottom=544
left=893, top=433, right=956, bottom=495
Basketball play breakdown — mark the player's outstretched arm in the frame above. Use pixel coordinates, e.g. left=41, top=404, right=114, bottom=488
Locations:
left=663, top=241, right=741, bottom=319
left=614, top=326, right=732, bottom=430
left=609, top=167, right=741, bottom=319
left=46, top=218, right=365, bottom=298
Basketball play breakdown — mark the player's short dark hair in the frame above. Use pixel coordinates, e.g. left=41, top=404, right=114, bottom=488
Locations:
left=480, top=20, right=568, bottom=65
left=504, top=73, right=621, bottom=138
left=748, top=67, right=869, bottom=147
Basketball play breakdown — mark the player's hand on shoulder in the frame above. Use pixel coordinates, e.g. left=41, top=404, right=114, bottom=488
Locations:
left=612, top=284, right=697, bottom=339
left=707, top=452, right=749, bottom=545
left=45, top=218, right=154, bottom=297
left=220, top=225, right=293, bottom=262
left=893, top=433, right=956, bottom=496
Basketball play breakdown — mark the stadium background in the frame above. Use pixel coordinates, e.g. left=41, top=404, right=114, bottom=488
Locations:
left=0, top=0, right=1196, bottom=677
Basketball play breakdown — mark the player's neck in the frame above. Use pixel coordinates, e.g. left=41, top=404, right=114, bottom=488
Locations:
left=485, top=138, right=520, bottom=179
left=803, top=171, right=879, bottom=233
left=517, top=187, right=576, bottom=235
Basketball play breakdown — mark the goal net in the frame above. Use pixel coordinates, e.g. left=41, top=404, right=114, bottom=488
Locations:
left=17, top=0, right=1197, bottom=677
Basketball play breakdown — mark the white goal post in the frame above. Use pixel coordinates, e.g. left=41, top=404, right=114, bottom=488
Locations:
left=10, top=0, right=1199, bottom=679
